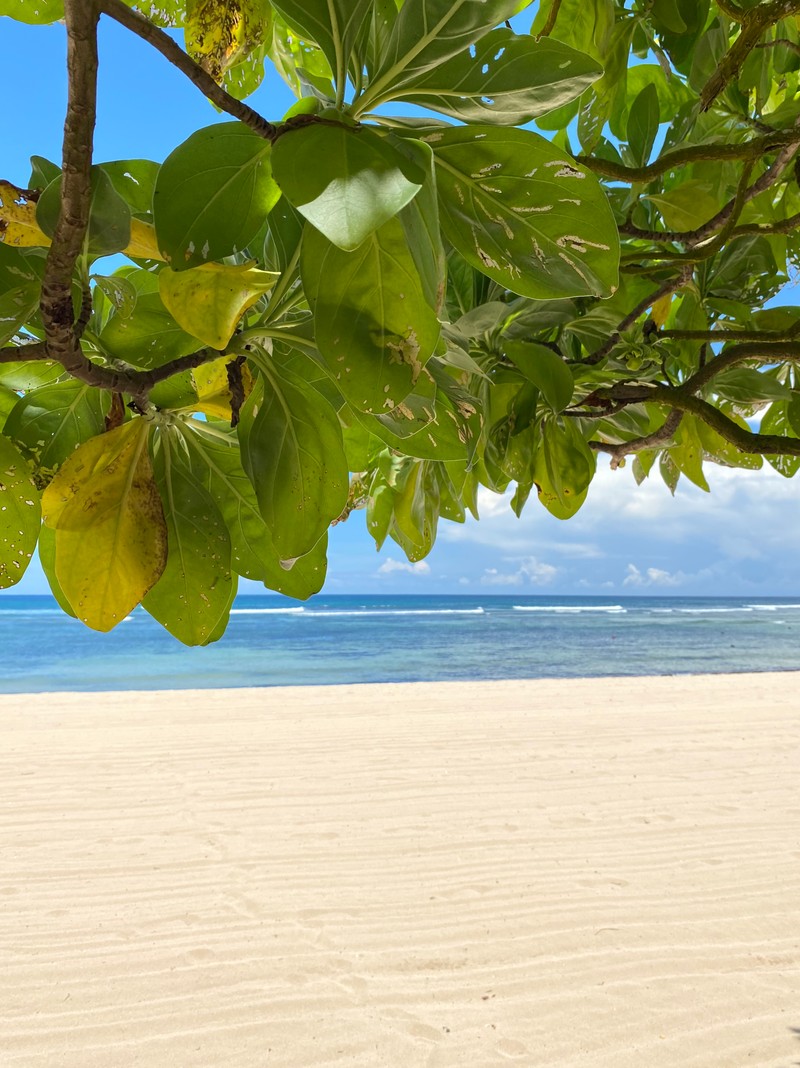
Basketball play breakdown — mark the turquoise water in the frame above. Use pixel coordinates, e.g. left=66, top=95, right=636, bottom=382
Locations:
left=1, top=594, right=799, bottom=692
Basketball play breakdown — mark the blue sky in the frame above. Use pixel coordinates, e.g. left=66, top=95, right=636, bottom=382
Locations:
left=1, top=13, right=800, bottom=599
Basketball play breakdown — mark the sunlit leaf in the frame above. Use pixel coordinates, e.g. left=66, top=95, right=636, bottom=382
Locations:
left=272, top=121, right=425, bottom=251
left=159, top=261, right=278, bottom=348
left=41, top=420, right=168, bottom=632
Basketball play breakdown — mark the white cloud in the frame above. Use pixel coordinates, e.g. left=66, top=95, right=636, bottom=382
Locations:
left=377, top=557, right=430, bottom=576
left=480, top=556, right=557, bottom=587
left=623, top=563, right=685, bottom=588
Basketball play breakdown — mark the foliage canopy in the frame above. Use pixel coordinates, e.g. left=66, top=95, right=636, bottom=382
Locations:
left=2, top=0, right=800, bottom=642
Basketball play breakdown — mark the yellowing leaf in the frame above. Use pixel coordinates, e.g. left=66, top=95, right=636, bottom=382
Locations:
left=125, top=217, right=165, bottom=260
left=185, top=0, right=248, bottom=82
left=159, top=261, right=278, bottom=349
left=41, top=420, right=168, bottom=632
left=0, top=182, right=51, bottom=248
left=192, top=355, right=254, bottom=419
left=651, top=293, right=672, bottom=329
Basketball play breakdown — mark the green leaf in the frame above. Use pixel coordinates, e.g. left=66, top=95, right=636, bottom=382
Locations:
left=37, top=524, right=76, bottom=617
left=645, top=181, right=721, bottom=232
left=272, top=122, right=424, bottom=251
left=37, top=168, right=131, bottom=258
left=301, top=217, right=441, bottom=413
left=712, top=367, right=792, bottom=405
left=0, top=0, right=62, bottom=23
left=422, top=125, right=619, bottom=300
left=41, top=421, right=168, bottom=632
left=533, top=417, right=594, bottom=518
left=153, top=122, right=280, bottom=269
left=93, top=273, right=138, bottom=319
left=389, top=135, right=446, bottom=313
left=626, top=82, right=660, bottom=168
left=393, top=28, right=602, bottom=125
left=239, top=365, right=349, bottom=558
left=0, top=243, right=43, bottom=345
left=359, top=0, right=530, bottom=111
left=503, top=340, right=574, bottom=413
left=99, top=292, right=202, bottom=369
left=270, top=0, right=373, bottom=92
left=0, top=434, right=40, bottom=589
left=4, top=381, right=109, bottom=476
left=143, top=430, right=236, bottom=646
left=99, top=159, right=160, bottom=217
left=269, top=531, right=328, bottom=599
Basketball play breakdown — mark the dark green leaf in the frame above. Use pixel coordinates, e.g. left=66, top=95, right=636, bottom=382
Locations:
left=626, top=83, right=659, bottom=168
left=37, top=168, right=131, bottom=258
left=0, top=433, right=40, bottom=589
left=504, top=340, right=574, bottom=413
left=4, top=381, right=109, bottom=476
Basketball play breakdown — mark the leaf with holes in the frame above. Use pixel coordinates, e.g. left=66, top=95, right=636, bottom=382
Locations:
left=393, top=28, right=602, bottom=125
left=4, top=381, right=109, bottom=476
left=358, top=0, right=530, bottom=111
left=0, top=434, right=40, bottom=589
left=420, top=125, right=619, bottom=300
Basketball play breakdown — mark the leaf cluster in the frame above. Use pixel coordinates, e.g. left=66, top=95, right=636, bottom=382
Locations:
left=1, top=0, right=800, bottom=641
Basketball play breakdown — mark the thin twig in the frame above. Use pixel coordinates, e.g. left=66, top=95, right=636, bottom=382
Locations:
left=535, top=0, right=563, bottom=38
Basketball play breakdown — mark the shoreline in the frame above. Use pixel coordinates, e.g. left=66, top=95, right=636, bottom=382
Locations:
left=2, top=674, right=799, bottom=1066
left=2, top=665, right=800, bottom=697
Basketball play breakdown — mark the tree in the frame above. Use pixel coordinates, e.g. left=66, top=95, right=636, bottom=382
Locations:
left=1, top=0, right=799, bottom=643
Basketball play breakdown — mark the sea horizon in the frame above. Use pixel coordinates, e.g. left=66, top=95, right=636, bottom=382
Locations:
left=2, top=592, right=800, bottom=693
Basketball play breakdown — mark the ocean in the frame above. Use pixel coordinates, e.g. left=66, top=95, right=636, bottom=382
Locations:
left=0, top=594, right=799, bottom=692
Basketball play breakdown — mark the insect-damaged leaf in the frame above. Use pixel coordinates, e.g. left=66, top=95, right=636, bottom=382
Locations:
left=143, top=430, right=237, bottom=646
left=153, top=122, right=280, bottom=269
left=239, top=367, right=348, bottom=559
left=41, top=420, right=168, bottom=632
left=421, top=125, right=619, bottom=300
left=270, top=0, right=372, bottom=90
left=0, top=0, right=63, bottom=23
left=184, top=0, right=273, bottom=83
left=301, top=218, right=440, bottom=413
left=271, top=122, right=425, bottom=251
left=361, top=0, right=530, bottom=108
left=0, top=434, right=40, bottom=589
left=392, top=28, right=602, bottom=126
left=159, top=261, right=278, bottom=349
left=533, top=417, right=595, bottom=519
left=4, top=380, right=109, bottom=476
left=0, top=182, right=50, bottom=248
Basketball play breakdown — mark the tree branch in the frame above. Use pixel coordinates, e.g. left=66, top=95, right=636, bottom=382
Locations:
left=700, top=0, right=800, bottom=111
left=584, top=267, right=692, bottom=365
left=39, top=0, right=101, bottom=385
left=576, top=130, right=800, bottom=183
left=679, top=340, right=800, bottom=393
left=652, top=385, right=800, bottom=454
left=97, top=0, right=278, bottom=141
left=590, top=410, right=683, bottom=468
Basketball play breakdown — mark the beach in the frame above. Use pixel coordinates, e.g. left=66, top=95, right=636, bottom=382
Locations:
left=0, top=674, right=798, bottom=1067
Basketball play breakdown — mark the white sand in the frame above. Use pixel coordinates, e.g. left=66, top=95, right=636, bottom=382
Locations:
left=0, top=674, right=799, bottom=1067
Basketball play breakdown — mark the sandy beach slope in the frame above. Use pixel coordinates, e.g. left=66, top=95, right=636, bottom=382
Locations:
left=0, top=674, right=798, bottom=1067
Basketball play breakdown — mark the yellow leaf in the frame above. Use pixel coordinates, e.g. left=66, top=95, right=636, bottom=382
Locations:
left=159, top=261, right=278, bottom=349
left=0, top=182, right=51, bottom=248
left=651, top=293, right=672, bottom=329
left=125, top=218, right=165, bottom=261
left=42, top=420, right=168, bottom=632
left=185, top=0, right=247, bottom=82
left=192, top=355, right=254, bottom=419
left=184, top=0, right=271, bottom=83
